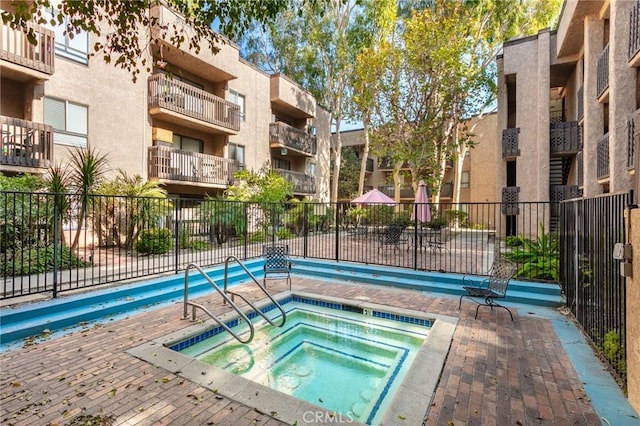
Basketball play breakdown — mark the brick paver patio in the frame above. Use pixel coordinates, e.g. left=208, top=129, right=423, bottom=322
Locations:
left=1, top=277, right=601, bottom=425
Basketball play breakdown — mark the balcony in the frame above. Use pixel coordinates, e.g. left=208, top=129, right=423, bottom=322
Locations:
left=273, top=169, right=316, bottom=194
left=502, top=128, right=520, bottom=158
left=0, top=21, right=54, bottom=80
left=596, top=44, right=609, bottom=101
left=550, top=121, right=581, bottom=156
left=269, top=122, right=317, bottom=157
left=550, top=185, right=580, bottom=217
left=148, top=146, right=239, bottom=186
left=501, top=186, right=520, bottom=215
left=630, top=0, right=640, bottom=66
left=596, top=133, right=609, bottom=180
left=148, top=74, right=240, bottom=134
left=379, top=185, right=413, bottom=199
left=378, top=157, right=409, bottom=170
left=270, top=74, right=315, bottom=118
left=0, top=116, right=52, bottom=169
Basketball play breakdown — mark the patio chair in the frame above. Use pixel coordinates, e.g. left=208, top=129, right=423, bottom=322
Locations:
left=263, top=244, right=291, bottom=289
left=378, top=224, right=406, bottom=252
left=426, top=229, right=452, bottom=252
left=458, top=258, right=517, bottom=320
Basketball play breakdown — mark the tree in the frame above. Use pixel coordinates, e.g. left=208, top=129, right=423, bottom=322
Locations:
left=2, top=0, right=291, bottom=81
left=336, top=147, right=361, bottom=200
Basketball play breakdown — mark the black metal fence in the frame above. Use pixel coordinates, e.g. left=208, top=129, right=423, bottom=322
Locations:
left=1, top=191, right=559, bottom=299
left=560, top=191, right=631, bottom=388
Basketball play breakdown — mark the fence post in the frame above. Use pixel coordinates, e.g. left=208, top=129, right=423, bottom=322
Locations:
left=303, top=203, right=308, bottom=258
left=174, top=198, right=180, bottom=274
left=335, top=203, right=340, bottom=262
left=52, top=192, right=60, bottom=298
left=243, top=202, right=248, bottom=260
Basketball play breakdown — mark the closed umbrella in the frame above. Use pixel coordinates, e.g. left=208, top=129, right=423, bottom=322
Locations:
left=351, top=188, right=396, bottom=206
left=411, top=180, right=431, bottom=223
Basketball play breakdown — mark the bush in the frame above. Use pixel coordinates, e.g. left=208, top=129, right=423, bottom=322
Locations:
left=0, top=245, right=89, bottom=277
left=428, top=216, right=447, bottom=229
left=135, top=228, right=173, bottom=254
left=249, top=230, right=267, bottom=243
left=445, top=209, right=468, bottom=226
left=276, top=227, right=294, bottom=240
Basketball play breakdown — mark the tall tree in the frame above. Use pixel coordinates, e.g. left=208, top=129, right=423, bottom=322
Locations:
left=2, top=0, right=291, bottom=81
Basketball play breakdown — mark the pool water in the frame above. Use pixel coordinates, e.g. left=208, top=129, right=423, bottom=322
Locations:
left=177, top=302, right=429, bottom=424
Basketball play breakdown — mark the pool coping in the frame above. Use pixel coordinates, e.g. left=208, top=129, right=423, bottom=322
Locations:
left=126, top=290, right=458, bottom=425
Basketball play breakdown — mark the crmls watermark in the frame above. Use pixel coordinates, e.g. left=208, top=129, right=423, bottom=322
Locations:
left=301, top=411, right=354, bottom=424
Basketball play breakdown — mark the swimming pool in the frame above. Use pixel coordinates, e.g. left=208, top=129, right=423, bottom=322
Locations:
left=128, top=291, right=457, bottom=425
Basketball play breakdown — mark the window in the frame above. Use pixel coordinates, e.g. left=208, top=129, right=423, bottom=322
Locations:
left=305, top=160, right=316, bottom=176
left=228, top=89, right=246, bottom=121
left=44, top=97, right=88, bottom=147
left=172, top=134, right=203, bottom=153
left=273, top=158, right=291, bottom=170
left=460, top=171, right=470, bottom=189
left=45, top=10, right=89, bottom=64
left=228, top=143, right=245, bottom=168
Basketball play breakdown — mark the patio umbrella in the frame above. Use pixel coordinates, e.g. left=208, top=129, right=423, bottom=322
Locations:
left=411, top=180, right=431, bottom=223
left=351, top=188, right=396, bottom=206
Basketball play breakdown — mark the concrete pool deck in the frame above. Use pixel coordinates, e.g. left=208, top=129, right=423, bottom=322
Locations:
left=0, top=277, right=638, bottom=425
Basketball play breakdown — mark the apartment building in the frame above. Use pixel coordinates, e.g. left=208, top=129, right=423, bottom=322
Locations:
left=338, top=112, right=498, bottom=207
left=0, top=3, right=330, bottom=201
left=497, top=0, right=639, bottom=232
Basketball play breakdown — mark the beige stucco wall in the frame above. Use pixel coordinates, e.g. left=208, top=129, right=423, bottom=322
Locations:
left=468, top=113, right=498, bottom=203
left=627, top=208, right=640, bottom=413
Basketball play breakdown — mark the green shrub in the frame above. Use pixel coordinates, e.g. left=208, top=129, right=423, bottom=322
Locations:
left=249, top=230, right=267, bottom=243
left=427, top=216, right=447, bottom=229
left=504, top=224, right=558, bottom=280
left=505, top=235, right=525, bottom=247
left=275, top=227, right=294, bottom=240
left=445, top=209, right=468, bottom=226
left=187, top=240, right=210, bottom=251
left=135, top=228, right=173, bottom=254
left=603, top=329, right=626, bottom=374
left=0, top=245, right=89, bottom=276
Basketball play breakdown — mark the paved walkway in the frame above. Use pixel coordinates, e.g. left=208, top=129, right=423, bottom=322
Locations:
left=0, top=277, right=620, bottom=425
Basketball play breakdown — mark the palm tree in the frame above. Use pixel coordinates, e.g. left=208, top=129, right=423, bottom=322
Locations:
left=67, top=147, right=110, bottom=250
left=46, top=164, right=71, bottom=246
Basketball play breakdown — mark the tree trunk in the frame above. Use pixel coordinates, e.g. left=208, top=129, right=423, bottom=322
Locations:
left=331, top=119, right=342, bottom=203
left=357, top=120, right=371, bottom=197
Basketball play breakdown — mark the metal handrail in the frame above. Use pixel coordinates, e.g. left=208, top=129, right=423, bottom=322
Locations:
left=223, top=255, right=287, bottom=328
left=183, top=262, right=254, bottom=344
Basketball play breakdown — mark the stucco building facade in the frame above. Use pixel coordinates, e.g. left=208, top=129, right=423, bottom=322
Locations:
left=497, top=0, right=639, bottom=232
left=0, top=2, right=330, bottom=202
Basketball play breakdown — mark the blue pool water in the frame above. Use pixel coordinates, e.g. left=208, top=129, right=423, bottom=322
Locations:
left=171, top=296, right=432, bottom=425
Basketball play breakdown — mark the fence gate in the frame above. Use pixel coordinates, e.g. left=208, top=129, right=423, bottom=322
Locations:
left=559, top=191, right=631, bottom=389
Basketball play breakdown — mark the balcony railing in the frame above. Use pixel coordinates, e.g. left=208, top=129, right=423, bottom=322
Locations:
left=597, top=133, right=610, bottom=180
left=577, top=150, right=584, bottom=187
left=630, top=0, right=640, bottom=62
left=148, top=145, right=239, bottom=185
left=501, top=186, right=520, bottom=215
left=273, top=169, right=316, bottom=194
left=378, top=157, right=409, bottom=170
left=379, top=185, right=413, bottom=198
left=629, top=114, right=637, bottom=170
left=0, top=21, right=55, bottom=75
left=577, top=85, right=584, bottom=121
left=502, top=128, right=520, bottom=158
left=148, top=74, right=240, bottom=132
left=550, top=121, right=581, bottom=155
left=597, top=44, right=609, bottom=99
left=0, top=116, right=53, bottom=168
left=269, top=122, right=317, bottom=156
left=550, top=185, right=580, bottom=217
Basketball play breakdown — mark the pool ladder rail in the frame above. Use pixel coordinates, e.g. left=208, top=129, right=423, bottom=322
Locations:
left=183, top=257, right=286, bottom=344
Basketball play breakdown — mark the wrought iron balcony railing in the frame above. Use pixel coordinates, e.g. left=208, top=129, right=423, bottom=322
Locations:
left=577, top=150, right=584, bottom=187
left=0, top=21, right=55, bottom=75
left=148, top=74, right=240, bottom=132
left=597, top=44, right=609, bottom=99
left=502, top=128, right=520, bottom=158
left=596, top=133, right=609, bottom=180
left=501, top=186, right=520, bottom=215
left=269, top=122, right=317, bottom=156
left=0, top=116, right=53, bottom=168
left=550, top=121, right=581, bottom=155
left=629, top=113, right=637, bottom=170
left=577, top=85, right=584, bottom=121
left=550, top=185, right=580, bottom=217
left=148, top=145, right=240, bottom=185
left=630, top=0, right=640, bottom=62
left=273, top=169, right=316, bottom=194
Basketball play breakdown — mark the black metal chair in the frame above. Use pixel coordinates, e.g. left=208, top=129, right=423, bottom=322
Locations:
left=263, top=244, right=291, bottom=289
left=458, top=258, right=517, bottom=320
left=378, top=224, right=406, bottom=252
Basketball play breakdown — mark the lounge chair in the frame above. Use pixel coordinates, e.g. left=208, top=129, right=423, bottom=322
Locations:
left=263, top=244, right=291, bottom=289
left=458, top=258, right=517, bottom=320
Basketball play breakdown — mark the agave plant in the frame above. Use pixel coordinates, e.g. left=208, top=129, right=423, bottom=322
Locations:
left=505, top=223, right=559, bottom=281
